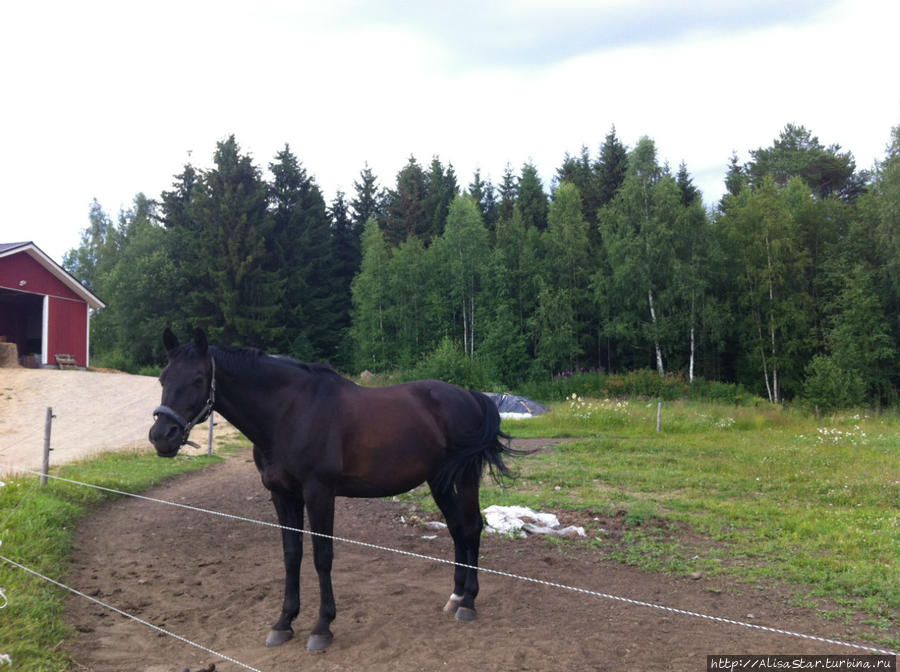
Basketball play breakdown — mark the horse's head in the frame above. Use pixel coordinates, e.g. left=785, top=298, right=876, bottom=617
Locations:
left=149, top=328, right=215, bottom=458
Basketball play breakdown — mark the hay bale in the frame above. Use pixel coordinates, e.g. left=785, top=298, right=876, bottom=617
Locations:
left=0, top=341, right=20, bottom=368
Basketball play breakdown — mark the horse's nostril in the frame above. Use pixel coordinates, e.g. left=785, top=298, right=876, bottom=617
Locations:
left=165, top=424, right=180, bottom=440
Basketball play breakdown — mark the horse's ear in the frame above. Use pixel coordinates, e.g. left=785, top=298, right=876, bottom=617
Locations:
left=193, top=328, right=208, bottom=355
left=163, top=328, right=179, bottom=354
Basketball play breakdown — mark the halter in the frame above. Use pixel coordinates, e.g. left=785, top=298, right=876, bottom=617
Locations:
left=153, top=356, right=216, bottom=449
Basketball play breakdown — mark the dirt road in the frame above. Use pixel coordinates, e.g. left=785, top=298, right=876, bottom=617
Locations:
left=63, top=448, right=887, bottom=672
left=0, top=368, right=216, bottom=473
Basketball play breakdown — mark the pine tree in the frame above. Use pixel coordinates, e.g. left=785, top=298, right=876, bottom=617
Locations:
left=747, top=124, right=866, bottom=201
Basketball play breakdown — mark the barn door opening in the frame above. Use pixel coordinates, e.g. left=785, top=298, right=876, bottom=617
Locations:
left=0, top=289, right=45, bottom=366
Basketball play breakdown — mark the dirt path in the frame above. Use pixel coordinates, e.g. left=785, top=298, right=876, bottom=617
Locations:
left=64, top=445, right=885, bottom=672
left=0, top=368, right=229, bottom=473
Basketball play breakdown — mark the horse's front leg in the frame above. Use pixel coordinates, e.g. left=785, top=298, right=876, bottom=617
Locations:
left=266, top=489, right=304, bottom=647
left=304, top=482, right=337, bottom=652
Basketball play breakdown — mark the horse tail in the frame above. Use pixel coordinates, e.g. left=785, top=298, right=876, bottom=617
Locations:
left=432, top=389, right=523, bottom=494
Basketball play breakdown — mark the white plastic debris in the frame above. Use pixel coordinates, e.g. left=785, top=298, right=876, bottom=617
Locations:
left=482, top=505, right=585, bottom=538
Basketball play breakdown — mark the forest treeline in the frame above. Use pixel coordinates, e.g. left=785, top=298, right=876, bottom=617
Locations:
left=64, top=123, right=900, bottom=409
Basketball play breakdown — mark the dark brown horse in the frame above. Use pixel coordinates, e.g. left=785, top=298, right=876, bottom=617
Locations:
left=148, top=329, right=517, bottom=652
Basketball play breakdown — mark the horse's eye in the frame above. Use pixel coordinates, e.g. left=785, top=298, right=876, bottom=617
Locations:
left=194, top=377, right=204, bottom=388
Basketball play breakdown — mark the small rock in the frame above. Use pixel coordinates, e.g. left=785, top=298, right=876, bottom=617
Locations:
left=690, top=572, right=702, bottom=580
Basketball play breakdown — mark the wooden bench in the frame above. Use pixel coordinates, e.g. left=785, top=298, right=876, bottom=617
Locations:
left=55, top=354, right=79, bottom=370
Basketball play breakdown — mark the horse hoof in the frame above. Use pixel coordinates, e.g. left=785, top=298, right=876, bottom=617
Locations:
left=307, top=633, right=333, bottom=652
left=455, top=606, right=477, bottom=622
left=443, top=593, right=462, bottom=614
left=265, top=629, right=294, bottom=647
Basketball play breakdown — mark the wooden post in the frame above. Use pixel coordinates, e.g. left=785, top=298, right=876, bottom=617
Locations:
left=656, top=402, right=662, bottom=433
left=41, top=407, right=54, bottom=486
left=207, top=411, right=215, bottom=456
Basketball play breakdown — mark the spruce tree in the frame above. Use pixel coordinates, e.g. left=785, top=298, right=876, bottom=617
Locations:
left=385, top=155, right=428, bottom=244
left=422, top=156, right=458, bottom=240
left=268, top=144, right=339, bottom=360
left=351, top=163, right=382, bottom=230
left=595, top=126, right=628, bottom=206
left=187, top=135, right=284, bottom=347
left=676, top=161, right=701, bottom=206
left=517, top=162, right=548, bottom=231
left=498, top=163, right=517, bottom=221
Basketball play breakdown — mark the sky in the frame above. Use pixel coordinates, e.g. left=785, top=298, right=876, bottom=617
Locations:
left=2, top=0, right=898, bottom=264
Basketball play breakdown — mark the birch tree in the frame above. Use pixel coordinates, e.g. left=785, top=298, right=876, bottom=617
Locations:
left=431, top=196, right=490, bottom=358
left=719, top=177, right=810, bottom=402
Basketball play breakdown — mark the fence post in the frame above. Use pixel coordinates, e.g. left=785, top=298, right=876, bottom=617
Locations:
left=207, top=411, right=215, bottom=456
left=41, top=407, right=55, bottom=486
left=656, top=402, right=662, bottom=433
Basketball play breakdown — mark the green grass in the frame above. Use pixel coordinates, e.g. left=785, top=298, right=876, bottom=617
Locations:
left=491, top=400, right=898, bottom=648
left=0, top=450, right=222, bottom=670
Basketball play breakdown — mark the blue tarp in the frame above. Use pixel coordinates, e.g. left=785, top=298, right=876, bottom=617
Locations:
left=485, top=393, right=548, bottom=417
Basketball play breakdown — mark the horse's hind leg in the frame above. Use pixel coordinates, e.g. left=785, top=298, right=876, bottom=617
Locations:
left=266, top=490, right=304, bottom=647
left=429, top=475, right=483, bottom=622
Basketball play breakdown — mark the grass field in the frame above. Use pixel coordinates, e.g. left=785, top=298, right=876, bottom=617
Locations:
left=496, top=399, right=899, bottom=647
left=1, top=398, right=898, bottom=668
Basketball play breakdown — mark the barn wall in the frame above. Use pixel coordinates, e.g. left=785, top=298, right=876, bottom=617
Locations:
left=46, top=297, right=89, bottom=366
left=0, top=251, right=83, bottom=300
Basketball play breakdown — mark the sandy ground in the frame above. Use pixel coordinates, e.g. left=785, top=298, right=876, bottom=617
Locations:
left=65, top=448, right=893, bottom=672
left=0, top=368, right=227, bottom=474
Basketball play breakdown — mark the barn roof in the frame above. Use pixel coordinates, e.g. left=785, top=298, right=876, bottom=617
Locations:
left=0, top=241, right=106, bottom=309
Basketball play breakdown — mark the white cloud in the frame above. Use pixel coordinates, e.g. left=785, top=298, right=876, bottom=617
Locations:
left=1, top=0, right=897, bottom=262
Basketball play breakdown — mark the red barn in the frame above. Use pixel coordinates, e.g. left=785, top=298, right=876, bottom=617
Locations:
left=0, top=241, right=105, bottom=368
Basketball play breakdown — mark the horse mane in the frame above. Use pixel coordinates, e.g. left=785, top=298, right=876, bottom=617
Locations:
left=208, top=344, right=339, bottom=379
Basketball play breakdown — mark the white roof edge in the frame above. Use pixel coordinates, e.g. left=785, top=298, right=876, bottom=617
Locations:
left=0, top=241, right=106, bottom=309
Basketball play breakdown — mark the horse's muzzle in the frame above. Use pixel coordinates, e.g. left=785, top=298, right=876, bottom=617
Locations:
left=149, top=418, right=182, bottom=458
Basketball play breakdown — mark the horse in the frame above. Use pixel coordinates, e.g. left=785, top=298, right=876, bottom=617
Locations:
left=148, top=328, right=518, bottom=652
